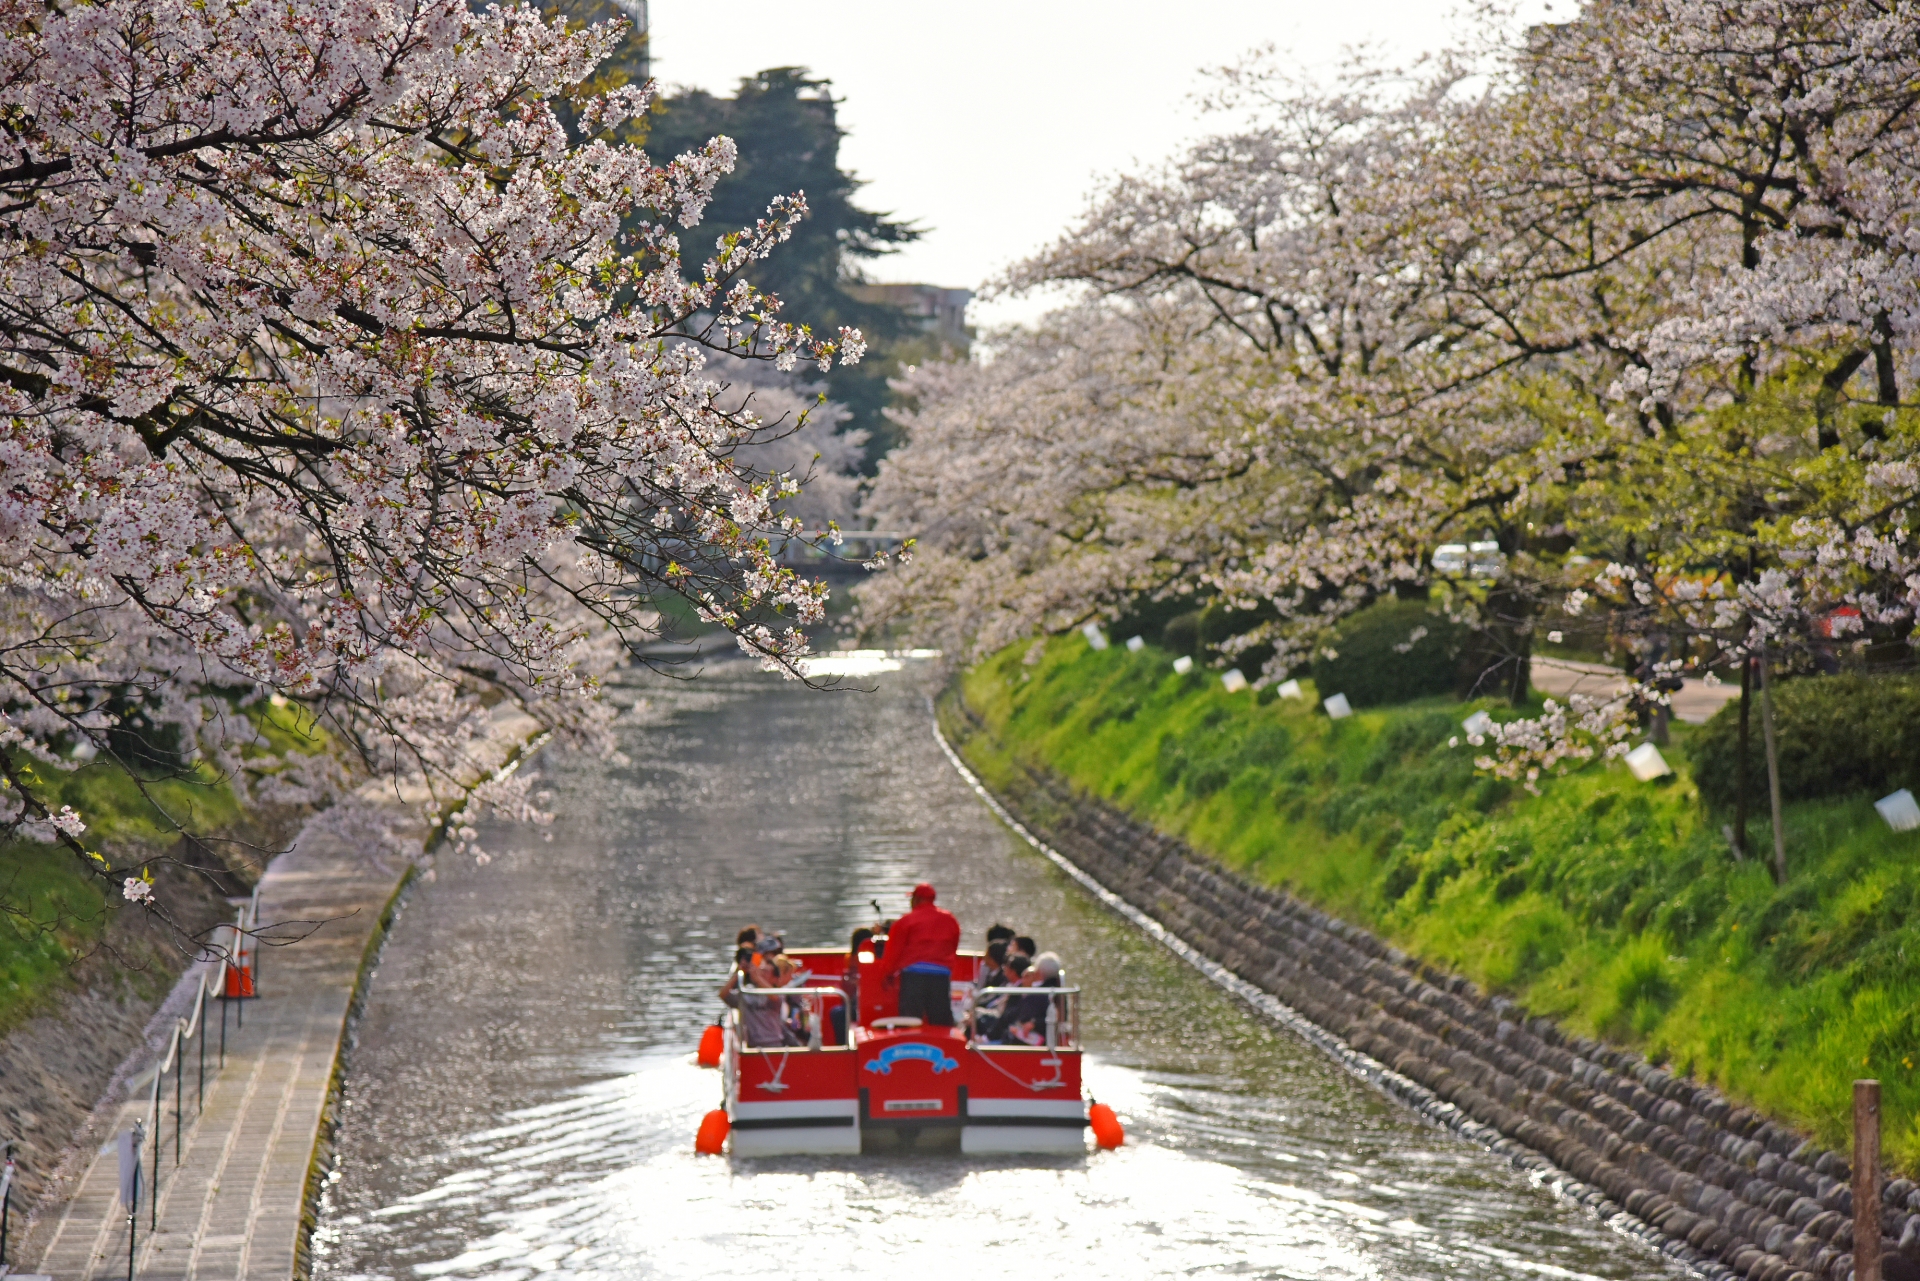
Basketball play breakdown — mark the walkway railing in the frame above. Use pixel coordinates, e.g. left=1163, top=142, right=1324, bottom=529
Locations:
left=137, top=887, right=261, bottom=1232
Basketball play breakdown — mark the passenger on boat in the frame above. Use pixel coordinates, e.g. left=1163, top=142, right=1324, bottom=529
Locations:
left=981, top=938, right=1011, bottom=989
left=1012, top=935, right=1037, bottom=963
left=985, top=923, right=1015, bottom=949
left=974, top=950, right=1028, bottom=1032
left=984, top=952, right=1062, bottom=1046
left=832, top=927, right=873, bottom=1043
left=719, top=948, right=799, bottom=1048
left=760, top=933, right=797, bottom=981
left=874, top=882, right=961, bottom=1026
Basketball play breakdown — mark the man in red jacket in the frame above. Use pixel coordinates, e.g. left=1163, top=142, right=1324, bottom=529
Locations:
left=877, top=883, right=961, bottom=1025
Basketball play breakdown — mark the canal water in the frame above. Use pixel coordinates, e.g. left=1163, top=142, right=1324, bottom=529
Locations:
left=311, top=659, right=1680, bottom=1281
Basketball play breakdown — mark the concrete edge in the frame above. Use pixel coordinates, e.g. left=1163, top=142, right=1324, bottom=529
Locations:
left=291, top=862, right=417, bottom=1281
left=927, top=701, right=1719, bottom=1280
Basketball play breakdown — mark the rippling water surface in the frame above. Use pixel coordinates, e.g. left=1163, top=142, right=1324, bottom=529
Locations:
left=312, top=661, right=1680, bottom=1280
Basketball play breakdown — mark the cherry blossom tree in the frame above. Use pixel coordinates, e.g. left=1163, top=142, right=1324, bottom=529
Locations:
left=867, top=0, right=1920, bottom=877
left=0, top=0, right=862, bottom=938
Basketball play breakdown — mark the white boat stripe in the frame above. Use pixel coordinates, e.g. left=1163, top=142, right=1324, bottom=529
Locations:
left=966, top=1098, right=1087, bottom=1120
left=734, top=1099, right=858, bottom=1120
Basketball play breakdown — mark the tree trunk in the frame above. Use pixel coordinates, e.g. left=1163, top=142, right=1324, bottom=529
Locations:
left=1508, top=636, right=1532, bottom=706
left=1759, top=652, right=1787, bottom=884
left=1732, top=656, right=1752, bottom=859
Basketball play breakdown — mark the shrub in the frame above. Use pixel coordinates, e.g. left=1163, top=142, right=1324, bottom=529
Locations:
left=1308, top=598, right=1470, bottom=708
left=1161, top=610, right=1201, bottom=656
left=1692, top=672, right=1920, bottom=811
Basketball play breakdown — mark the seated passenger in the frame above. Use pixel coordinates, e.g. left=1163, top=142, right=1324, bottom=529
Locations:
left=833, top=927, right=873, bottom=1043
left=760, top=933, right=798, bottom=983
left=985, top=923, right=1015, bottom=950
left=978, top=953, right=1029, bottom=1039
left=719, top=948, right=797, bottom=1047
left=1012, top=935, right=1037, bottom=963
left=980, top=939, right=1011, bottom=989
left=985, top=952, right=1063, bottom=1046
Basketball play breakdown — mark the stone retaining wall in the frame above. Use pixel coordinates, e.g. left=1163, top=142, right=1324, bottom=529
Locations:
left=945, top=700, right=1920, bottom=1281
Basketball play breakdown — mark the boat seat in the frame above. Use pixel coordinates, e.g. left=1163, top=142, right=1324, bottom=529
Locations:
left=870, top=1016, right=924, bottom=1030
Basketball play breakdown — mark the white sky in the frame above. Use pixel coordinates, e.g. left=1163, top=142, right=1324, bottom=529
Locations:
left=648, top=2, right=1549, bottom=328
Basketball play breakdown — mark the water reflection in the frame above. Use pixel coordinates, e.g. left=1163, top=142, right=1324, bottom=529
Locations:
left=313, top=662, right=1679, bottom=1281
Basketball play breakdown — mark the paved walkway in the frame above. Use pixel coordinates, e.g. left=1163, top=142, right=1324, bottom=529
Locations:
left=28, top=831, right=404, bottom=1281
left=1532, top=657, right=1741, bottom=725
left=27, top=710, right=539, bottom=1281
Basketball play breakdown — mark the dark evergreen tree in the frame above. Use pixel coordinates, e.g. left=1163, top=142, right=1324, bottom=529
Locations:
left=641, top=68, right=924, bottom=469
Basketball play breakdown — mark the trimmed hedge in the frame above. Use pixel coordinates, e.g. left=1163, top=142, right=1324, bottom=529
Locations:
left=1692, top=672, right=1920, bottom=811
left=1308, top=598, right=1471, bottom=709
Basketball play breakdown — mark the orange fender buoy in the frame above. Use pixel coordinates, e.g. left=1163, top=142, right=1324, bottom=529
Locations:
left=1089, top=1102, right=1125, bottom=1150
left=695, top=1108, right=730, bottom=1155
left=696, top=1024, right=723, bottom=1068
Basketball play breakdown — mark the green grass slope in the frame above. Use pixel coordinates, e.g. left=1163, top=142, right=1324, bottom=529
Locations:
left=1, top=761, right=244, bottom=1031
left=954, top=634, right=1920, bottom=1171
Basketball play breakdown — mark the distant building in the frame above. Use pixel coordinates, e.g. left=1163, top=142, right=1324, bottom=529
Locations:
left=847, top=283, right=974, bottom=353
left=621, top=0, right=648, bottom=83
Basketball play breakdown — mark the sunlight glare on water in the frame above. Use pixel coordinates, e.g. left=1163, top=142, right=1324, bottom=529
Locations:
left=312, top=661, right=1680, bottom=1281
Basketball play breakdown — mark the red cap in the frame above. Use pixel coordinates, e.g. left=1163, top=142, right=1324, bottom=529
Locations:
left=910, top=882, right=936, bottom=903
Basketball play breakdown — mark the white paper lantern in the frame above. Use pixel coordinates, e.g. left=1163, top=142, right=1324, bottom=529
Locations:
left=1172, top=656, right=1193, bottom=675
left=1624, top=742, right=1672, bottom=781
left=1277, top=679, right=1303, bottom=700
left=1125, top=635, right=1145, bottom=652
left=1324, top=693, right=1353, bottom=719
left=1221, top=668, right=1248, bottom=693
left=1875, top=788, right=1920, bottom=832
left=1080, top=621, right=1109, bottom=651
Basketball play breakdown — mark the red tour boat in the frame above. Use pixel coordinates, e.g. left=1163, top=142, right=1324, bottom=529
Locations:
left=702, top=932, right=1117, bottom=1156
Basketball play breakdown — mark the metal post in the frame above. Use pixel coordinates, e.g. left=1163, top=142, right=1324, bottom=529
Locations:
left=127, top=1162, right=138, bottom=1281
left=198, top=986, right=207, bottom=1109
left=149, top=1080, right=160, bottom=1230
left=2, top=1142, right=15, bottom=1267
left=220, top=991, right=228, bottom=1067
left=174, top=1031, right=183, bottom=1165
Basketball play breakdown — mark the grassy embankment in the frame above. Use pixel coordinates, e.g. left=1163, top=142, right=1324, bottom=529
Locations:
left=0, top=703, right=317, bottom=1031
left=953, top=633, right=1920, bottom=1171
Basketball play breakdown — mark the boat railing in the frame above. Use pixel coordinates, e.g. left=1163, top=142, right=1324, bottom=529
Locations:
left=969, top=986, right=1080, bottom=1050
left=731, top=984, right=851, bottom=1050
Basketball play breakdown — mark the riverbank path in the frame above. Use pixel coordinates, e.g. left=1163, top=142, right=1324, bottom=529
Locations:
left=27, top=709, right=540, bottom=1281
left=28, top=826, right=405, bottom=1281
left=1532, top=656, right=1741, bottom=724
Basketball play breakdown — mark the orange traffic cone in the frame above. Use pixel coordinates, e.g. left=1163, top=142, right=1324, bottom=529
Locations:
left=1089, top=1102, right=1125, bottom=1150
left=695, top=1108, right=730, bottom=1155
left=697, top=1024, right=723, bottom=1068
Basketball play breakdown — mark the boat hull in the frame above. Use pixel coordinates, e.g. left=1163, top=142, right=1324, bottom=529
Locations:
left=727, top=1035, right=1087, bottom=1156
